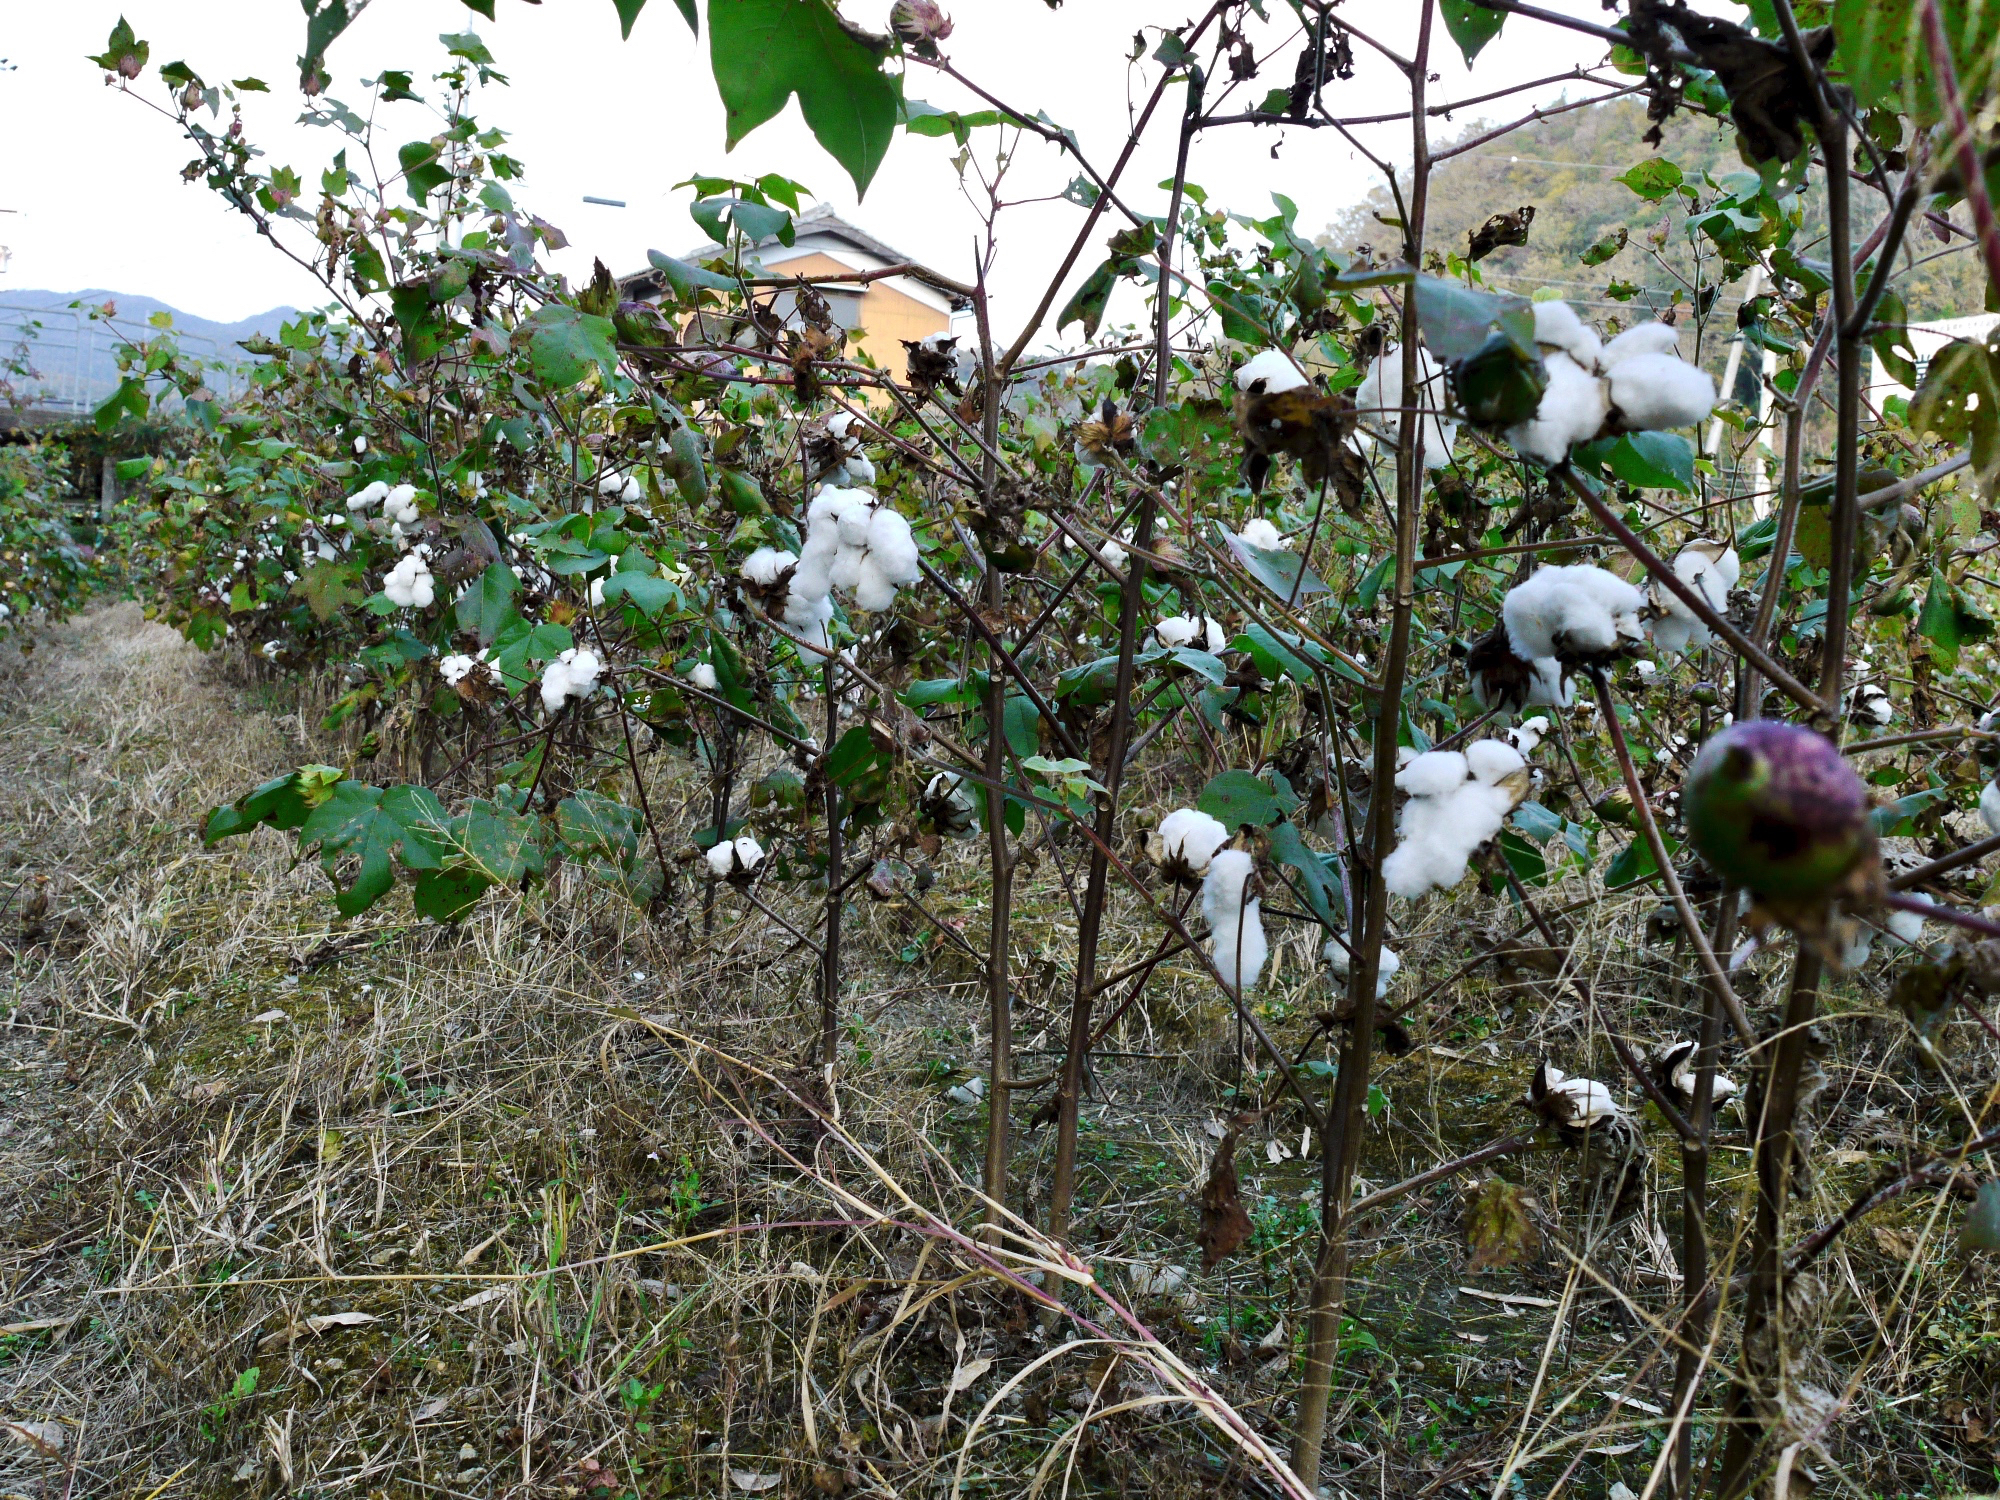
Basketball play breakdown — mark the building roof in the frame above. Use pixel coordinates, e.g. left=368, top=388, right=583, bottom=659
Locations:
left=621, top=204, right=971, bottom=311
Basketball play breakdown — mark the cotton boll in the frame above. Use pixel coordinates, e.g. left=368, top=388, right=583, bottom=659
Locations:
left=840, top=452, right=877, bottom=487
left=598, top=472, right=625, bottom=496
left=347, top=480, right=389, bottom=512
left=1600, top=320, right=1683, bottom=369
left=689, top=662, right=719, bottom=691
left=852, top=554, right=902, bottom=612
left=1465, top=738, right=1526, bottom=785
left=864, top=505, right=921, bottom=585
left=1650, top=542, right=1739, bottom=653
left=383, top=553, right=434, bottom=609
left=541, top=660, right=575, bottom=714
left=1202, top=849, right=1267, bottom=991
left=1237, top=349, right=1307, bottom=396
left=1886, top=907, right=1927, bottom=946
left=621, top=476, right=644, bottom=504
left=834, top=493, right=876, bottom=549
left=829, top=543, right=866, bottom=595
left=1157, top=807, right=1230, bottom=879
left=1982, top=779, right=2000, bottom=836
left=1504, top=350, right=1608, bottom=465
left=827, top=412, right=854, bottom=440
left=589, top=577, right=606, bottom=608
left=353, top=434, right=368, bottom=455
left=1508, top=716, right=1550, bottom=755
left=1203, top=616, right=1227, bottom=653
left=741, top=548, right=798, bottom=586
left=1154, top=614, right=1200, bottom=649
left=1239, top=517, right=1289, bottom=551
left=439, top=654, right=476, bottom=685
left=703, top=841, right=736, bottom=878
left=1323, top=938, right=1401, bottom=999
left=1396, top=750, right=1469, bottom=799
left=1357, top=344, right=1458, bottom=469
left=1608, top=352, right=1716, bottom=431
left=564, top=647, right=602, bottom=694
left=1530, top=299, right=1603, bottom=370
left=732, top=834, right=765, bottom=873
left=1504, top=564, right=1647, bottom=664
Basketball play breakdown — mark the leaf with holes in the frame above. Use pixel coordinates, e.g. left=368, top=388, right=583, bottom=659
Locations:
left=1465, top=1178, right=1539, bottom=1271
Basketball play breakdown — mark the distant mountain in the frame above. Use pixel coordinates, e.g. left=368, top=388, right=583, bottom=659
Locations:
left=0, top=289, right=298, bottom=414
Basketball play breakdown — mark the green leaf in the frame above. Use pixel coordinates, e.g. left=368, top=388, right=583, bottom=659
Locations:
left=1617, top=159, right=1684, bottom=201
left=292, top=560, right=363, bottom=622
left=1833, top=0, right=2000, bottom=125
left=1605, top=833, right=1676, bottom=889
left=1871, top=287, right=1919, bottom=390
left=709, top=0, right=898, bottom=198
left=397, top=140, right=452, bottom=205
left=1269, top=821, right=1344, bottom=928
left=826, top=725, right=886, bottom=786
left=298, top=782, right=450, bottom=918
left=1221, top=525, right=1330, bottom=602
left=525, top=303, right=618, bottom=389
left=204, top=767, right=336, bottom=843
left=1498, top=827, right=1550, bottom=887
left=1356, top=554, right=1393, bottom=611
left=600, top=571, right=677, bottom=616
left=93, top=377, right=148, bottom=433
left=1871, top=785, right=1949, bottom=837
left=558, top=789, right=641, bottom=868
left=1412, top=274, right=1529, bottom=362
left=1232, top=623, right=1325, bottom=686
left=456, top=562, right=520, bottom=644
left=1057, top=259, right=1119, bottom=340
left=412, top=866, right=493, bottom=923
left=647, top=248, right=734, bottom=297
left=1910, top=336, right=2000, bottom=498
left=1511, top=801, right=1564, bottom=845
left=1579, top=227, right=1629, bottom=266
left=1198, top=770, right=1281, bottom=830
left=87, top=15, right=150, bottom=75
left=1439, top=0, right=1505, bottom=64
left=612, top=0, right=648, bottom=37
left=1607, top=431, right=1694, bottom=492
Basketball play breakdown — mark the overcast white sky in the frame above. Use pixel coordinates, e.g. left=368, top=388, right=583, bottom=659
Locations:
left=1, top=1, right=1631, bottom=343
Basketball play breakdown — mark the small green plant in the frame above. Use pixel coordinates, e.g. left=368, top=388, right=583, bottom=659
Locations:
left=666, top=1156, right=705, bottom=1232
left=201, top=1365, right=259, bottom=1440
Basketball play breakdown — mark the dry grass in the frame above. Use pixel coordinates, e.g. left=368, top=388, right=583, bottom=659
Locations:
left=0, top=605, right=1995, bottom=1498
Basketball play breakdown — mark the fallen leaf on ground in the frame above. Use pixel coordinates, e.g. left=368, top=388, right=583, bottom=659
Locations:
left=731, top=1471, right=782, bottom=1493
left=946, top=1355, right=994, bottom=1395
left=447, top=1286, right=511, bottom=1313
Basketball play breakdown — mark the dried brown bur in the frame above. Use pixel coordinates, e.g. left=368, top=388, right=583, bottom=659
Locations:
left=1623, top=0, right=1831, bottom=161
left=1468, top=205, right=1535, bottom=263
left=1076, top=397, right=1135, bottom=458
left=899, top=333, right=961, bottom=400
left=1463, top=1177, right=1539, bottom=1272
left=1231, top=382, right=1368, bottom=509
left=1197, top=1128, right=1252, bottom=1268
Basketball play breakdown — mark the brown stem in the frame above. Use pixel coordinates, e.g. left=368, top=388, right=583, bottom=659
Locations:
left=1294, top=4, right=1433, bottom=1483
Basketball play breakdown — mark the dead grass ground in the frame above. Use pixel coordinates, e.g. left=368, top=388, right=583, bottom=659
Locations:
left=0, top=605, right=1996, bottom=1498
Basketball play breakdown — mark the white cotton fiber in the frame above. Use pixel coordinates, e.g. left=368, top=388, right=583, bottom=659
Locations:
left=1649, top=543, right=1740, bottom=653
left=836, top=496, right=875, bottom=549
left=1396, top=750, right=1468, bottom=799
left=347, top=480, right=390, bottom=512
left=1531, top=299, right=1603, bottom=370
left=540, top=646, right=603, bottom=713
left=1600, top=320, right=1683, bottom=369
left=1504, top=564, right=1647, bottom=663
left=741, top=547, right=797, bottom=586
left=1202, top=849, right=1268, bottom=991
left=1505, top=350, right=1609, bottom=466
left=1357, top=343, right=1458, bottom=469
left=1983, top=779, right=2000, bottom=837
left=689, top=662, right=719, bottom=691
left=1324, top=937, right=1401, bottom=999
left=852, top=554, right=901, bottom=612
left=1508, top=716, right=1550, bottom=755
left=704, top=841, right=735, bottom=878
left=732, top=833, right=765, bottom=872
left=1239, top=517, right=1289, bottom=551
left=383, top=552, right=434, bottom=609
left=1465, top=738, right=1526, bottom=785
left=791, top=484, right=917, bottom=616
left=1159, top=807, right=1230, bottom=877
left=865, top=506, right=921, bottom=585
left=1607, top=352, right=1716, bottom=430
left=1237, top=349, right=1307, bottom=396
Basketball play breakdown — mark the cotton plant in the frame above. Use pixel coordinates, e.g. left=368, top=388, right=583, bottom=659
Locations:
left=1850, top=681, right=1892, bottom=727
left=818, top=412, right=877, bottom=488
left=791, top=484, right=921, bottom=626
left=1504, top=303, right=1717, bottom=466
left=1151, top=807, right=1230, bottom=882
left=704, top=832, right=766, bottom=880
left=597, top=471, right=644, bottom=504
left=540, top=646, right=603, bottom=713
left=1647, top=540, right=1740, bottom=654
left=1526, top=1060, right=1625, bottom=1129
left=1201, top=848, right=1267, bottom=991
left=1380, top=739, right=1530, bottom=899
left=1356, top=341, right=1457, bottom=469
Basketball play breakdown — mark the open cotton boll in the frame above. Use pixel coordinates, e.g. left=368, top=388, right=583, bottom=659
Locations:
left=1531, top=299, right=1603, bottom=370
left=1887, top=907, right=1927, bottom=946
left=588, top=577, right=606, bottom=607
left=598, top=472, right=625, bottom=496
left=1465, top=738, right=1526, bottom=785
left=1238, top=517, right=1289, bottom=551
left=1396, top=750, right=1468, bottom=799
left=1323, top=937, right=1401, bottom=998
left=1158, top=807, right=1230, bottom=879
left=829, top=544, right=866, bottom=595
left=1202, top=849, right=1268, bottom=991
left=1508, top=716, right=1550, bottom=755
left=1357, top=344, right=1458, bottom=469
left=689, top=662, right=719, bottom=691
left=835, top=493, right=876, bottom=548
left=1154, top=614, right=1201, bottom=649
left=1504, top=350, right=1608, bottom=466
left=438, top=654, right=476, bottom=685
left=1600, top=320, right=1683, bottom=369
left=852, top=554, right=903, bottom=612
left=839, top=452, right=877, bottom=487
left=732, top=834, right=765, bottom=872
left=353, top=434, right=368, bottom=454
left=540, top=646, right=602, bottom=713
left=703, top=840, right=736, bottom=878
left=1236, top=348, right=1307, bottom=396
left=347, top=480, right=389, bottom=512
left=1982, top=779, right=2000, bottom=836
left=865, top=506, right=921, bottom=585
left=1531, top=1063, right=1624, bottom=1126
left=621, top=476, right=643, bottom=504
left=741, top=547, right=797, bottom=586
left=1650, top=542, right=1739, bottom=653
left=1504, top=564, right=1647, bottom=663
left=383, top=553, right=434, bottom=609
left=1607, top=352, right=1716, bottom=430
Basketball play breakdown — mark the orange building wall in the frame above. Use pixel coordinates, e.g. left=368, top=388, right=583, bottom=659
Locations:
left=767, top=250, right=952, bottom=387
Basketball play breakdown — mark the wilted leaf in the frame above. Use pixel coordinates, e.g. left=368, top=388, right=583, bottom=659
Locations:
left=1464, top=1177, right=1539, bottom=1271
left=730, top=1472, right=783, bottom=1494
left=1197, top=1130, right=1252, bottom=1267
left=946, top=1354, right=995, bottom=1395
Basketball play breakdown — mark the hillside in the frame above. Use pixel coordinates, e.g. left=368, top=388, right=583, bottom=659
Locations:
left=0, top=289, right=296, bottom=412
left=1319, top=96, right=1983, bottom=333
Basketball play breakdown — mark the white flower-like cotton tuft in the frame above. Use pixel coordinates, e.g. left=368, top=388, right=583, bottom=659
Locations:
left=1357, top=343, right=1457, bottom=469
left=1505, top=350, right=1609, bottom=466
left=1649, top=543, right=1740, bottom=653
left=1607, top=352, right=1716, bottom=431
left=1531, top=299, right=1603, bottom=370
left=741, top=547, right=797, bottom=586
left=1238, top=517, right=1290, bottom=551
left=353, top=434, right=368, bottom=455
left=1157, top=807, right=1230, bottom=879
left=383, top=553, right=434, bottom=609
left=1600, top=320, right=1684, bottom=369
left=598, top=473, right=625, bottom=497
left=1508, top=716, right=1550, bottom=755
left=382, top=484, right=421, bottom=528
left=689, top=662, right=719, bottom=692
left=732, top=834, right=765, bottom=872
left=1535, top=1063, right=1624, bottom=1125
left=439, top=653, right=476, bottom=685
left=1153, top=614, right=1228, bottom=653
left=1236, top=348, right=1307, bottom=396
left=1852, top=683, right=1892, bottom=725
left=1323, top=937, right=1400, bottom=998
left=347, top=480, right=390, bottom=513
left=703, top=841, right=736, bottom=878
left=1982, top=778, right=2000, bottom=837
left=1202, top=849, right=1268, bottom=991
left=1381, top=739, right=1523, bottom=898
left=540, top=646, right=602, bottom=713
left=1504, top=564, right=1648, bottom=663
